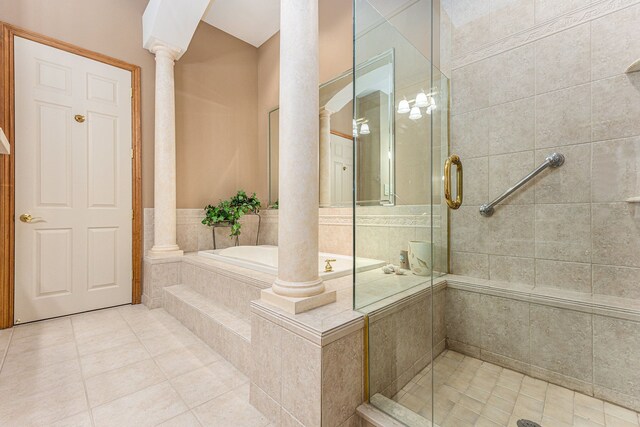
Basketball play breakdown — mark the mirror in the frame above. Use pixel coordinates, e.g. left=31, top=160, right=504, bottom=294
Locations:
left=268, top=50, right=395, bottom=207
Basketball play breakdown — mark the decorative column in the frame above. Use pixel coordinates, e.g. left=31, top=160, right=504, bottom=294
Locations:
left=262, top=0, right=336, bottom=313
left=147, top=44, right=183, bottom=258
left=319, top=107, right=332, bottom=207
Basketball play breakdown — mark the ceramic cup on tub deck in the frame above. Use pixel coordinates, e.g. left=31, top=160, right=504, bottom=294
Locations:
left=408, top=240, right=432, bottom=276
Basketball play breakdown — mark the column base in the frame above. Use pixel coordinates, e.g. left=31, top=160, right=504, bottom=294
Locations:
left=147, top=244, right=183, bottom=259
left=261, top=288, right=336, bottom=314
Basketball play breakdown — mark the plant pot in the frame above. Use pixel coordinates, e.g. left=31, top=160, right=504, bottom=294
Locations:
left=408, top=240, right=432, bottom=277
left=211, top=223, right=239, bottom=249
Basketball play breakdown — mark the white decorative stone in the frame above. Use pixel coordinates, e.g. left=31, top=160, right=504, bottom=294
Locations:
left=271, top=0, right=325, bottom=300
left=319, top=108, right=332, bottom=207
left=147, top=44, right=183, bottom=259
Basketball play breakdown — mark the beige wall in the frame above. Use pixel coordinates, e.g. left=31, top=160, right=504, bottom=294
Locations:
left=257, top=0, right=354, bottom=200
left=0, top=0, right=156, bottom=207
left=175, top=22, right=259, bottom=208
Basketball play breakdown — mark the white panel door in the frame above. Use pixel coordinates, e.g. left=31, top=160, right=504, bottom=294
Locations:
left=14, top=37, right=133, bottom=323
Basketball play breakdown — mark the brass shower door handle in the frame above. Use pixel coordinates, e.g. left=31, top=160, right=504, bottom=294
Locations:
left=444, top=154, right=463, bottom=209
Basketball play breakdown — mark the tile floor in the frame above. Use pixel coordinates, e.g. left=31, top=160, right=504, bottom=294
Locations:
left=392, top=350, right=640, bottom=427
left=0, top=305, right=270, bottom=427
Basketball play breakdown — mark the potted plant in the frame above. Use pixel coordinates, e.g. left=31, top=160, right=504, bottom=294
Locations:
left=202, top=190, right=261, bottom=248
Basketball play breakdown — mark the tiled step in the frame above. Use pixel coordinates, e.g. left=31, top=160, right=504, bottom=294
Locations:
left=163, top=284, right=251, bottom=375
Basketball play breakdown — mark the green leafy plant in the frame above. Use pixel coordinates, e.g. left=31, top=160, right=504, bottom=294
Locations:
left=202, top=190, right=261, bottom=237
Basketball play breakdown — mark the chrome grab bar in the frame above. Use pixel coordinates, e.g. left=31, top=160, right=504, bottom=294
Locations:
left=479, top=152, right=564, bottom=217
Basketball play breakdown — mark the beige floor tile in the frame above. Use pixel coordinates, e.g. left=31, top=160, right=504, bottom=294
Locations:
left=137, top=328, right=200, bottom=357
left=519, top=376, right=548, bottom=401
left=0, top=378, right=88, bottom=426
left=92, top=382, right=187, bottom=427
left=71, top=309, right=130, bottom=340
left=169, top=360, right=248, bottom=408
left=605, top=414, right=640, bottom=427
left=49, top=411, right=93, bottom=427
left=192, top=386, right=270, bottom=427
left=1, top=340, right=78, bottom=376
left=0, top=358, right=83, bottom=400
left=157, top=411, right=202, bottom=427
left=475, top=416, right=502, bottom=427
left=75, top=327, right=138, bottom=357
left=12, top=317, right=71, bottom=340
left=574, top=415, right=605, bottom=427
left=7, top=325, right=74, bottom=354
left=154, top=342, right=223, bottom=379
left=481, top=403, right=511, bottom=425
left=605, top=403, right=640, bottom=424
left=85, top=359, right=166, bottom=407
left=80, top=340, right=151, bottom=378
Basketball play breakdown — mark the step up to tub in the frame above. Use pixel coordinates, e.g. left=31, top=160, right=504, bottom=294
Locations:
left=163, top=284, right=251, bottom=375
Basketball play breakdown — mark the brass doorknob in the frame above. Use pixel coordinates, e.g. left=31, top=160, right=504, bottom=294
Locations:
left=19, top=213, right=42, bottom=223
left=74, top=114, right=85, bottom=123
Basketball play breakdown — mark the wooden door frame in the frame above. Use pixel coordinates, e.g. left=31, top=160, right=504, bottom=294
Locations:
left=0, top=22, right=143, bottom=329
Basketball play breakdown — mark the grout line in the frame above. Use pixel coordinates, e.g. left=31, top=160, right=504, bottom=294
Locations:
left=69, top=314, right=97, bottom=427
left=0, top=328, right=14, bottom=375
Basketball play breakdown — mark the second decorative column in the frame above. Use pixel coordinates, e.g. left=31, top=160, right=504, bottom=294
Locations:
left=272, top=0, right=324, bottom=298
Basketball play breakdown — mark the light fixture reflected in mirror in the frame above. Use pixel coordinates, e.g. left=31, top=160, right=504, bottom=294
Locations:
left=415, top=91, right=429, bottom=108
left=360, top=123, right=370, bottom=135
left=397, top=98, right=410, bottom=114
left=409, top=106, right=422, bottom=120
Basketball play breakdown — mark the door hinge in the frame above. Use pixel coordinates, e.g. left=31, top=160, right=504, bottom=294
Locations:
left=130, top=148, right=134, bottom=159
left=130, top=87, right=133, bottom=98
left=132, top=210, right=134, bottom=220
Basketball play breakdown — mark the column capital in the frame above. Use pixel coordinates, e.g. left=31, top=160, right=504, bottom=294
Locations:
left=148, top=42, right=182, bottom=61
left=319, top=106, right=334, bottom=117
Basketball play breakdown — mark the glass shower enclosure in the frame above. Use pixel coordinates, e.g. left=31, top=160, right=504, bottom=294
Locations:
left=353, top=0, right=450, bottom=424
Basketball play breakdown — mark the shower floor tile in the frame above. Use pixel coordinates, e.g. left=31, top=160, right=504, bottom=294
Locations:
left=390, top=350, right=640, bottom=427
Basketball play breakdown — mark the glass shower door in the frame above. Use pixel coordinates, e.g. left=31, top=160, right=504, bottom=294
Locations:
left=353, top=0, right=449, bottom=425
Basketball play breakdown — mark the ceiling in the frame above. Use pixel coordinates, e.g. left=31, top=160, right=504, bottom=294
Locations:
left=202, top=0, right=280, bottom=47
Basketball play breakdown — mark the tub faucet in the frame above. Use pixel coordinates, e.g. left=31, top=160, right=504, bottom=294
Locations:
left=324, top=259, right=336, bottom=272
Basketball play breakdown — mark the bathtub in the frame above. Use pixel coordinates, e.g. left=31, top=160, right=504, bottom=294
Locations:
left=198, top=245, right=385, bottom=279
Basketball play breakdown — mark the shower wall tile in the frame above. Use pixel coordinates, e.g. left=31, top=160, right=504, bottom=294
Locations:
left=529, top=305, right=593, bottom=383
left=489, top=44, right=535, bottom=105
left=452, top=251, right=489, bottom=279
left=591, top=3, right=640, bottom=80
left=451, top=0, right=491, bottom=57
left=593, top=316, right=640, bottom=399
left=591, top=136, right=640, bottom=203
left=489, top=97, right=535, bottom=155
left=451, top=206, right=490, bottom=253
left=592, top=73, right=640, bottom=141
left=535, top=84, right=591, bottom=148
left=533, top=0, right=592, bottom=24
left=446, top=288, right=482, bottom=348
left=451, top=59, right=492, bottom=114
left=534, top=144, right=591, bottom=204
left=489, top=0, right=535, bottom=41
left=534, top=204, right=591, bottom=263
left=535, top=24, right=590, bottom=94
left=489, top=255, right=535, bottom=285
left=462, top=156, right=489, bottom=205
left=479, top=295, right=530, bottom=363
left=488, top=205, right=535, bottom=257
left=592, top=203, right=640, bottom=268
left=592, top=265, right=640, bottom=299
left=534, top=259, right=592, bottom=293
left=451, top=109, right=490, bottom=158
left=489, top=151, right=535, bottom=205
